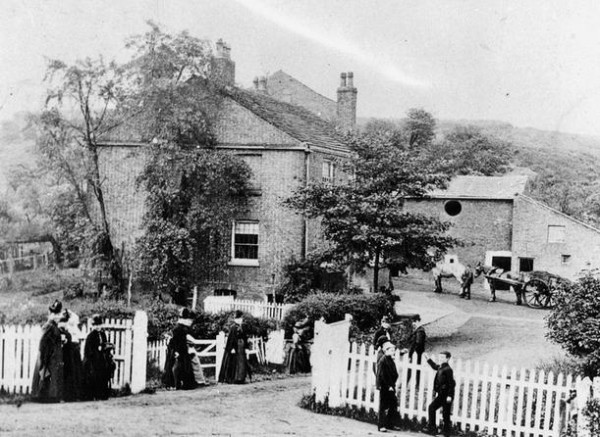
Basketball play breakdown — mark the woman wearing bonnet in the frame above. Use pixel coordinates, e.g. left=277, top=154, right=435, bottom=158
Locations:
left=32, top=300, right=66, bottom=402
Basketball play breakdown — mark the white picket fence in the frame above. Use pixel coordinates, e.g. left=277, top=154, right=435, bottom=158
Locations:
left=0, top=311, right=147, bottom=394
left=147, top=332, right=268, bottom=380
left=203, top=296, right=291, bottom=321
left=316, top=340, right=581, bottom=437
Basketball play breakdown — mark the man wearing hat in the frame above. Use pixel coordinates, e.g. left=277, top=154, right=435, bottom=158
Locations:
left=32, top=300, right=65, bottom=402
left=373, top=316, right=392, bottom=347
left=376, top=341, right=401, bottom=432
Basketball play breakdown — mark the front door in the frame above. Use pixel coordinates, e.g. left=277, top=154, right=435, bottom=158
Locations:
left=491, top=256, right=512, bottom=290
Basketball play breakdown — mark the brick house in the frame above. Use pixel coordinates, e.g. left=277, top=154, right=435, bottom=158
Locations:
left=97, top=40, right=356, bottom=300
left=404, top=175, right=600, bottom=280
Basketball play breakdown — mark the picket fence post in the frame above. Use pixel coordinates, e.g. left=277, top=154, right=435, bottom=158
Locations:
left=215, top=331, right=226, bottom=381
left=130, top=310, right=148, bottom=393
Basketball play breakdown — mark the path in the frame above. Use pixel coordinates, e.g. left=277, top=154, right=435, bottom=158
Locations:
left=393, top=275, right=565, bottom=369
left=0, top=378, right=420, bottom=437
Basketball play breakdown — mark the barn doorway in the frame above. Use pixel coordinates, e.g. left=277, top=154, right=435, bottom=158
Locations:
left=484, top=251, right=512, bottom=291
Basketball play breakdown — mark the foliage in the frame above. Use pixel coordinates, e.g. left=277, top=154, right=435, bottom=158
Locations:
left=277, top=253, right=348, bottom=303
left=535, top=356, right=584, bottom=377
left=546, top=274, right=600, bottom=378
left=190, top=310, right=277, bottom=340
left=427, top=126, right=512, bottom=176
left=286, top=117, right=460, bottom=291
left=282, top=293, right=394, bottom=338
left=405, top=108, right=437, bottom=148
left=136, top=144, right=252, bottom=304
left=583, top=398, right=600, bottom=437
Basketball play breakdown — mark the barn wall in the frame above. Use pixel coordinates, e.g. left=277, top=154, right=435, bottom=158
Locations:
left=512, top=196, right=600, bottom=279
left=403, top=198, right=514, bottom=267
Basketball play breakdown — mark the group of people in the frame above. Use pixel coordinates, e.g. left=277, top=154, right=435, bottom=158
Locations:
left=32, top=300, right=116, bottom=403
left=373, top=316, right=456, bottom=436
left=163, top=309, right=312, bottom=389
left=162, top=309, right=251, bottom=389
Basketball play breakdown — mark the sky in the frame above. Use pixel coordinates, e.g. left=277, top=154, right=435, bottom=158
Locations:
left=2, top=0, right=600, bottom=136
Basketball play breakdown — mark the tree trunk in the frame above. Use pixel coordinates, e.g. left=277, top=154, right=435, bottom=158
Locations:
left=373, top=249, right=380, bottom=293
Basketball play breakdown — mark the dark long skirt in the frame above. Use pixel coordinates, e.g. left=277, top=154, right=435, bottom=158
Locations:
left=219, top=339, right=248, bottom=384
left=62, top=342, right=83, bottom=401
left=31, top=322, right=64, bottom=402
left=287, top=344, right=311, bottom=374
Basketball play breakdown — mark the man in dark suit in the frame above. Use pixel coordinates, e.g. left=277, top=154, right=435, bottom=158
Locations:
left=376, top=341, right=401, bottom=433
left=424, top=351, right=456, bottom=437
left=372, top=316, right=392, bottom=347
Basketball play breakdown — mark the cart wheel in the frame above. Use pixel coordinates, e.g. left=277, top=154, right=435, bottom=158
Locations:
left=523, top=279, right=550, bottom=309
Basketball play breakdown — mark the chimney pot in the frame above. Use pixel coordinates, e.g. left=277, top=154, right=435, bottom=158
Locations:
left=340, top=72, right=347, bottom=87
left=257, top=76, right=267, bottom=93
left=347, top=72, right=354, bottom=87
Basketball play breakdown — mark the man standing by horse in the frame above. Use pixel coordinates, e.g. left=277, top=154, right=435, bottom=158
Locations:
left=459, top=265, right=474, bottom=300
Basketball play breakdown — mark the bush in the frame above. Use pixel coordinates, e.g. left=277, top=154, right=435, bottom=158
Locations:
left=535, top=356, right=584, bottom=377
left=278, top=254, right=348, bottom=303
left=583, top=398, right=600, bottom=437
left=546, top=274, right=600, bottom=377
left=190, top=310, right=277, bottom=340
left=283, top=293, right=394, bottom=339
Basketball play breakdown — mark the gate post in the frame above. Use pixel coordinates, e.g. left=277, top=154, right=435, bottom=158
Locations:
left=215, top=331, right=226, bottom=382
left=130, top=310, right=148, bottom=393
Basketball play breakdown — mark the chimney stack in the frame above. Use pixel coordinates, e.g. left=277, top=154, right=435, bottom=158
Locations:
left=257, top=76, right=268, bottom=93
left=210, top=38, right=235, bottom=87
left=337, top=71, right=357, bottom=131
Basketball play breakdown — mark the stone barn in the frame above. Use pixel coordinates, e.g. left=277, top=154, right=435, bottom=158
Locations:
left=404, top=175, right=600, bottom=280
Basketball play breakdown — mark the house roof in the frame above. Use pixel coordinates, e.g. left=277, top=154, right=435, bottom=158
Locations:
left=429, top=175, right=529, bottom=199
left=221, top=86, right=349, bottom=154
left=98, top=81, right=349, bottom=155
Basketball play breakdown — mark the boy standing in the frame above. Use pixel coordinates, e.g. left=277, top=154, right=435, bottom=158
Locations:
left=376, top=341, right=400, bottom=433
left=424, top=351, right=456, bottom=437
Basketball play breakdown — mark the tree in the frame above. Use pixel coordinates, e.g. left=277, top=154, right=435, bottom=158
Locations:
left=427, top=126, right=512, bottom=176
left=286, top=125, right=460, bottom=292
left=546, top=274, right=600, bottom=378
left=126, top=24, right=252, bottom=303
left=136, top=144, right=252, bottom=304
left=32, top=56, right=129, bottom=288
left=405, top=108, right=436, bottom=148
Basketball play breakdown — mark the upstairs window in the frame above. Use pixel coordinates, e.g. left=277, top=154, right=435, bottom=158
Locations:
left=322, top=161, right=335, bottom=184
left=231, top=221, right=259, bottom=265
left=547, top=225, right=566, bottom=243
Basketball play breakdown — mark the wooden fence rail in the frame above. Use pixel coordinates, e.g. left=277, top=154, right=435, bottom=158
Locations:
left=0, top=311, right=147, bottom=394
left=147, top=332, right=268, bottom=380
left=315, top=339, right=582, bottom=437
left=203, top=297, right=291, bottom=321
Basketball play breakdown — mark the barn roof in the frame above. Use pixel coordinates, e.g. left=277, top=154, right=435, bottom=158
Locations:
left=429, top=175, right=529, bottom=199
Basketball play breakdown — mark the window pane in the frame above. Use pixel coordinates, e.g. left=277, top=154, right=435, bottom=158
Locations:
left=548, top=225, right=565, bottom=243
left=233, top=221, right=259, bottom=260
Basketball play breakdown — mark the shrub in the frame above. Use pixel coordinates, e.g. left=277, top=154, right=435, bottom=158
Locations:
left=535, top=356, right=583, bottom=377
left=546, top=274, right=600, bottom=377
left=190, top=310, right=277, bottom=340
left=278, top=254, right=348, bottom=303
left=283, top=293, right=394, bottom=339
left=583, top=398, right=600, bottom=437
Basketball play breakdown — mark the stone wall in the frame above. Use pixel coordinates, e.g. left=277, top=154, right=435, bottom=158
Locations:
left=512, top=196, right=600, bottom=279
left=404, top=198, right=514, bottom=267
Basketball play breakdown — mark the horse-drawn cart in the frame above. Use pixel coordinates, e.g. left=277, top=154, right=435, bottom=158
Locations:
left=482, top=269, right=570, bottom=309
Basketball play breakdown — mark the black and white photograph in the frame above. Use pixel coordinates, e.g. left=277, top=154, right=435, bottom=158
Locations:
left=1, top=1, right=599, bottom=436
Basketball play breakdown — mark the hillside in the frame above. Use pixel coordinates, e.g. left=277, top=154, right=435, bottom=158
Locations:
left=0, top=113, right=36, bottom=195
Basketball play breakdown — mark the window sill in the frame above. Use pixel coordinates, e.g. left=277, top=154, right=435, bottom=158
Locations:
left=228, top=260, right=260, bottom=267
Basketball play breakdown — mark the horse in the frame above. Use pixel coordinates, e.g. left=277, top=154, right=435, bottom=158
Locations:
left=474, top=262, right=523, bottom=305
left=431, top=255, right=473, bottom=297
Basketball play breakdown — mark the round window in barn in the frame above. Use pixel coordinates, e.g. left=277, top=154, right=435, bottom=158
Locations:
left=444, top=200, right=462, bottom=216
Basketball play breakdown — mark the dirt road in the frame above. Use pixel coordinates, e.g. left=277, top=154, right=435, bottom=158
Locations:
left=0, top=378, right=418, bottom=437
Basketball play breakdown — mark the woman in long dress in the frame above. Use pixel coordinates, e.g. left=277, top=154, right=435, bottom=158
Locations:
left=31, top=300, right=65, bottom=402
left=83, top=314, right=113, bottom=400
left=59, top=308, right=84, bottom=401
left=286, top=318, right=311, bottom=374
left=163, top=308, right=207, bottom=389
left=218, top=311, right=250, bottom=384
